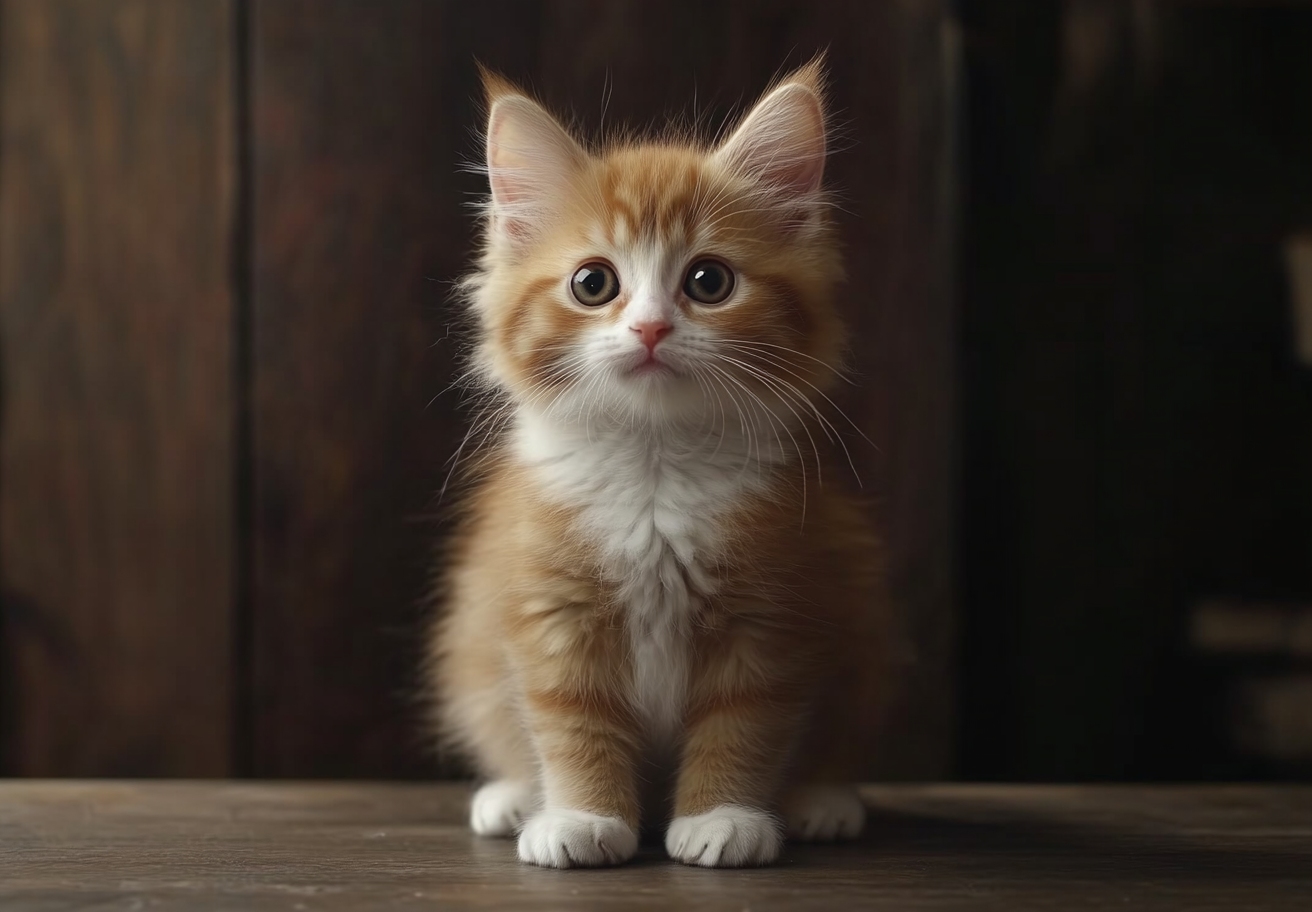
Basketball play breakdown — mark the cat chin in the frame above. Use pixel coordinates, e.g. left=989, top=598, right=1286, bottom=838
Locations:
left=533, top=377, right=705, bottom=425
left=612, top=375, right=706, bottom=413
left=618, top=365, right=684, bottom=389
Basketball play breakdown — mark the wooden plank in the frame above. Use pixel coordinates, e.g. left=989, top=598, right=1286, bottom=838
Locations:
left=3, top=782, right=1311, bottom=910
left=250, top=0, right=956, bottom=778
left=0, top=0, right=236, bottom=775
left=249, top=0, right=485, bottom=777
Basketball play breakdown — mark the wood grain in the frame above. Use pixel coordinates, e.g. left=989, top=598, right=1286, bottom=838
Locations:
left=249, top=0, right=472, bottom=777
left=3, top=782, right=1310, bottom=910
left=250, top=0, right=956, bottom=780
left=0, top=0, right=235, bottom=775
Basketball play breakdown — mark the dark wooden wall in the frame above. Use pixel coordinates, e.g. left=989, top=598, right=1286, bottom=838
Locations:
left=0, top=0, right=958, bottom=778
left=0, top=0, right=237, bottom=776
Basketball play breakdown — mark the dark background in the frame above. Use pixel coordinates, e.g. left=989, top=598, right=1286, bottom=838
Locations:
left=961, top=0, right=1312, bottom=781
left=1, top=0, right=1308, bottom=783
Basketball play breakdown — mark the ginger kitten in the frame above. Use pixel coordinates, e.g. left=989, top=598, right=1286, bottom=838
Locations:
left=430, top=59, right=891, bottom=868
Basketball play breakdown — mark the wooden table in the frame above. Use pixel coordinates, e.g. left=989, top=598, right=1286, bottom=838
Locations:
left=4, top=782, right=1310, bottom=910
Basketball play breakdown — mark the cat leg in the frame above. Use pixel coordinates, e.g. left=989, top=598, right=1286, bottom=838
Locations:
left=449, top=679, right=541, bottom=837
left=448, top=682, right=540, bottom=835
left=780, top=580, right=883, bottom=843
left=509, top=597, right=641, bottom=868
left=433, top=587, right=541, bottom=837
left=779, top=690, right=868, bottom=842
left=665, top=622, right=815, bottom=868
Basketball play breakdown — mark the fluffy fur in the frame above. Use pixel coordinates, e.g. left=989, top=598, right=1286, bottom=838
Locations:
left=429, top=58, right=892, bottom=869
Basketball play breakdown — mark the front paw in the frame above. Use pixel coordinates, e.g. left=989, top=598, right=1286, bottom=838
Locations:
left=517, top=809, right=638, bottom=868
left=470, top=780, right=538, bottom=837
left=666, top=805, right=782, bottom=867
left=783, top=785, right=866, bottom=841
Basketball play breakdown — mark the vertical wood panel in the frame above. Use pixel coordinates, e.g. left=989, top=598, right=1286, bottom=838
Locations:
left=250, top=0, right=478, bottom=777
left=0, top=0, right=236, bottom=775
left=251, top=0, right=955, bottom=778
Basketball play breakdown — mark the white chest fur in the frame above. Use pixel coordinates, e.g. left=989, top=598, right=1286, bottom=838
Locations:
left=514, top=409, right=774, bottom=737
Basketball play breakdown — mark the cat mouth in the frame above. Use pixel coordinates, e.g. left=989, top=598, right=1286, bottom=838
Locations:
left=626, top=352, right=678, bottom=378
left=631, top=361, right=672, bottom=376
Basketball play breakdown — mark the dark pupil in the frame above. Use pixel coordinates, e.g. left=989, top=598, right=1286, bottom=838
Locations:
left=693, top=267, right=722, bottom=295
left=580, top=269, right=607, bottom=296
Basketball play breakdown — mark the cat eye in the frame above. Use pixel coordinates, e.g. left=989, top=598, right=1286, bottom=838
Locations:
left=571, top=263, right=620, bottom=307
left=683, top=260, right=735, bottom=305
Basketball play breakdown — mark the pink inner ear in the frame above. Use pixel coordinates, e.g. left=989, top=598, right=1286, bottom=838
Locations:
left=486, top=156, right=534, bottom=242
left=774, top=129, right=825, bottom=196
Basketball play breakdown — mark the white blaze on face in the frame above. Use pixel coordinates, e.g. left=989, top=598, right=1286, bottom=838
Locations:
left=594, top=236, right=684, bottom=361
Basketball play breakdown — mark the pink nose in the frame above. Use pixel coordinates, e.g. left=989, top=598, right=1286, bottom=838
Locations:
left=631, top=320, right=672, bottom=351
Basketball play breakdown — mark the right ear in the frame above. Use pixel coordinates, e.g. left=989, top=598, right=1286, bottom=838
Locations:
left=482, top=69, right=586, bottom=246
left=714, top=58, right=828, bottom=201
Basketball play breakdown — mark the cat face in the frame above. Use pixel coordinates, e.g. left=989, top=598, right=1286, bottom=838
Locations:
left=467, top=63, right=845, bottom=426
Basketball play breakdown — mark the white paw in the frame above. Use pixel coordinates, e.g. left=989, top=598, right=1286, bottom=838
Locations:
left=470, top=780, right=538, bottom=837
left=784, top=785, right=866, bottom=841
left=665, top=805, right=782, bottom=867
left=517, top=809, right=638, bottom=868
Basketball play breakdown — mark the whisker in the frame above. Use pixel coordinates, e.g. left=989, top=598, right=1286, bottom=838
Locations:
left=717, top=354, right=864, bottom=489
left=702, top=361, right=806, bottom=520
left=717, top=338, right=857, bottom=385
left=720, top=342, right=878, bottom=460
left=695, top=364, right=761, bottom=488
left=715, top=357, right=825, bottom=491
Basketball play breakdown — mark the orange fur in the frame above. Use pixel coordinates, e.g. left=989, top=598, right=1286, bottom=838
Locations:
left=429, top=57, right=892, bottom=868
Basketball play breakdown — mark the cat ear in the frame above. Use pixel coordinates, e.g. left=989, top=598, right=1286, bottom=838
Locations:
left=482, top=70, right=585, bottom=245
left=715, top=61, right=827, bottom=198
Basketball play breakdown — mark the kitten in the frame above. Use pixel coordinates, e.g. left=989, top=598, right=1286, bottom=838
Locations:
left=429, top=58, right=891, bottom=869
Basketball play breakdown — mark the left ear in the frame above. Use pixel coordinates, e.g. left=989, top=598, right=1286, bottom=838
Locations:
left=714, top=61, right=827, bottom=197
left=481, top=67, right=587, bottom=248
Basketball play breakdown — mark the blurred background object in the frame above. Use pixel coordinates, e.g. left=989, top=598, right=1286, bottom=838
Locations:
left=0, top=0, right=1308, bottom=783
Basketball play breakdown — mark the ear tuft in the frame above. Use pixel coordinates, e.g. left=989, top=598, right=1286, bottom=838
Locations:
left=477, top=62, right=522, bottom=106
left=715, top=61, right=828, bottom=198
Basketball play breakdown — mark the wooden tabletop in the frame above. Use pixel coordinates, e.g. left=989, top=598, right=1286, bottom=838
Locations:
left=3, top=782, right=1310, bottom=910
